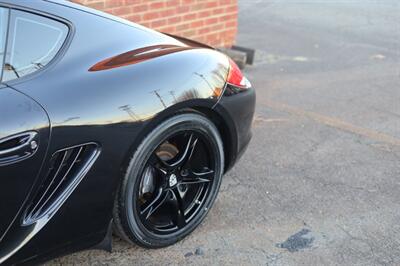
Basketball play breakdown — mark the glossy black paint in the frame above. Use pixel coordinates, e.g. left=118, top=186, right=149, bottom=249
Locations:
left=216, top=86, right=256, bottom=170
left=0, top=0, right=255, bottom=264
left=0, top=88, right=50, bottom=244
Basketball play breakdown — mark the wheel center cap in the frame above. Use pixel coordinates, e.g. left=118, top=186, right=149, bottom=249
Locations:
left=169, top=174, right=178, bottom=187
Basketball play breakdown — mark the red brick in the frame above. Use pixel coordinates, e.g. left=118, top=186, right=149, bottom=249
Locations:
left=211, top=23, right=223, bottom=31
left=225, top=5, right=238, bottom=13
left=70, top=0, right=238, bottom=47
left=198, top=26, right=212, bottom=35
left=176, top=6, right=190, bottom=13
left=157, top=26, right=176, bottom=33
left=181, top=29, right=196, bottom=37
left=151, top=19, right=167, bottom=28
left=150, top=1, right=165, bottom=9
left=206, top=2, right=218, bottom=8
left=124, top=14, right=141, bottom=22
left=160, top=8, right=176, bottom=17
left=183, top=13, right=197, bottom=21
left=181, top=0, right=193, bottom=4
left=142, top=11, right=160, bottom=21
left=219, top=14, right=235, bottom=22
left=191, top=20, right=204, bottom=28
left=132, top=4, right=148, bottom=12
left=110, top=6, right=131, bottom=16
left=190, top=3, right=207, bottom=11
left=125, top=0, right=141, bottom=4
left=104, top=0, right=125, bottom=9
left=225, top=20, right=237, bottom=28
left=205, top=17, right=218, bottom=24
left=166, top=0, right=180, bottom=7
left=175, top=23, right=190, bottom=32
left=198, top=10, right=211, bottom=18
left=168, top=16, right=182, bottom=24
left=212, top=8, right=224, bottom=15
left=85, top=2, right=105, bottom=9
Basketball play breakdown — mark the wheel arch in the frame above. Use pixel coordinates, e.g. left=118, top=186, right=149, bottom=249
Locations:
left=118, top=99, right=236, bottom=178
left=190, top=105, right=236, bottom=173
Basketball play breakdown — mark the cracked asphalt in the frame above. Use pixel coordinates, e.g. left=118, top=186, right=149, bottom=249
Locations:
left=48, top=1, right=400, bottom=265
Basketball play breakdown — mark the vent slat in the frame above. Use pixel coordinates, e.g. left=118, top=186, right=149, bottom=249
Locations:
left=24, top=144, right=97, bottom=223
left=34, top=147, right=84, bottom=218
left=27, top=150, right=69, bottom=219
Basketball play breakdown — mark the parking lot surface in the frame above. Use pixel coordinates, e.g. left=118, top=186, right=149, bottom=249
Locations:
left=48, top=1, right=400, bottom=265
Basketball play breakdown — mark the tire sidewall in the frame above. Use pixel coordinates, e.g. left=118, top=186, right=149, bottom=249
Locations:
left=119, top=113, right=224, bottom=247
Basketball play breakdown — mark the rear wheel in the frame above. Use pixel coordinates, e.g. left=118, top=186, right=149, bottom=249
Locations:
left=113, top=112, right=224, bottom=248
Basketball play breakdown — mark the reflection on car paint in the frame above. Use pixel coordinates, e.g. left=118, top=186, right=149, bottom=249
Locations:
left=89, top=44, right=196, bottom=72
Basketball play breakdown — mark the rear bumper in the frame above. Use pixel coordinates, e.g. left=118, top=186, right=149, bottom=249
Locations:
left=214, top=86, right=256, bottom=172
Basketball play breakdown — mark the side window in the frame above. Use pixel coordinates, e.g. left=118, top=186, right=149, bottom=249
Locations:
left=0, top=8, right=9, bottom=80
left=3, top=10, right=68, bottom=82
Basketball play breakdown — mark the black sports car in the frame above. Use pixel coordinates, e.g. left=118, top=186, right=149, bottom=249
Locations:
left=0, top=0, right=255, bottom=264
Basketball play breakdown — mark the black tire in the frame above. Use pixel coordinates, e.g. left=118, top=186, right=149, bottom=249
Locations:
left=113, top=112, right=224, bottom=248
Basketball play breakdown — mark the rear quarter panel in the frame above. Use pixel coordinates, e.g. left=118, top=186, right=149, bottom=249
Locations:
left=5, top=1, right=229, bottom=262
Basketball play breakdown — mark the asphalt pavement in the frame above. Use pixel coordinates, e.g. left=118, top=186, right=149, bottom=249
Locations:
left=48, top=1, right=400, bottom=265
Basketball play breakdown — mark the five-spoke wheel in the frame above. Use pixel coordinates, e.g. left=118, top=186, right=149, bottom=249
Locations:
left=113, top=113, right=224, bottom=247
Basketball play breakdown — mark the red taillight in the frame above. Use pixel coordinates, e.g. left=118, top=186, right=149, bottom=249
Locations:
left=226, top=58, right=251, bottom=89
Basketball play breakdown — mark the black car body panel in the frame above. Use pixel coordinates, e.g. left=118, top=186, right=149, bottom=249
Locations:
left=0, top=88, right=50, bottom=241
left=0, top=0, right=255, bottom=264
left=216, top=87, right=256, bottom=171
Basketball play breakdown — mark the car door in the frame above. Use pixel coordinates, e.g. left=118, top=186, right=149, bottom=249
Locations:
left=0, top=7, right=51, bottom=241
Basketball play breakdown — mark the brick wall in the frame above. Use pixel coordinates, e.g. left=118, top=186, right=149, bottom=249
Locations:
left=71, top=0, right=238, bottom=47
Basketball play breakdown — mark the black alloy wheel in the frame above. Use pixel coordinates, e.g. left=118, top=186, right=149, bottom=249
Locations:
left=113, top=112, right=224, bottom=248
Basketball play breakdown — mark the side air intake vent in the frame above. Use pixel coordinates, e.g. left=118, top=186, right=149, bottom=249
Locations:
left=23, top=143, right=100, bottom=225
